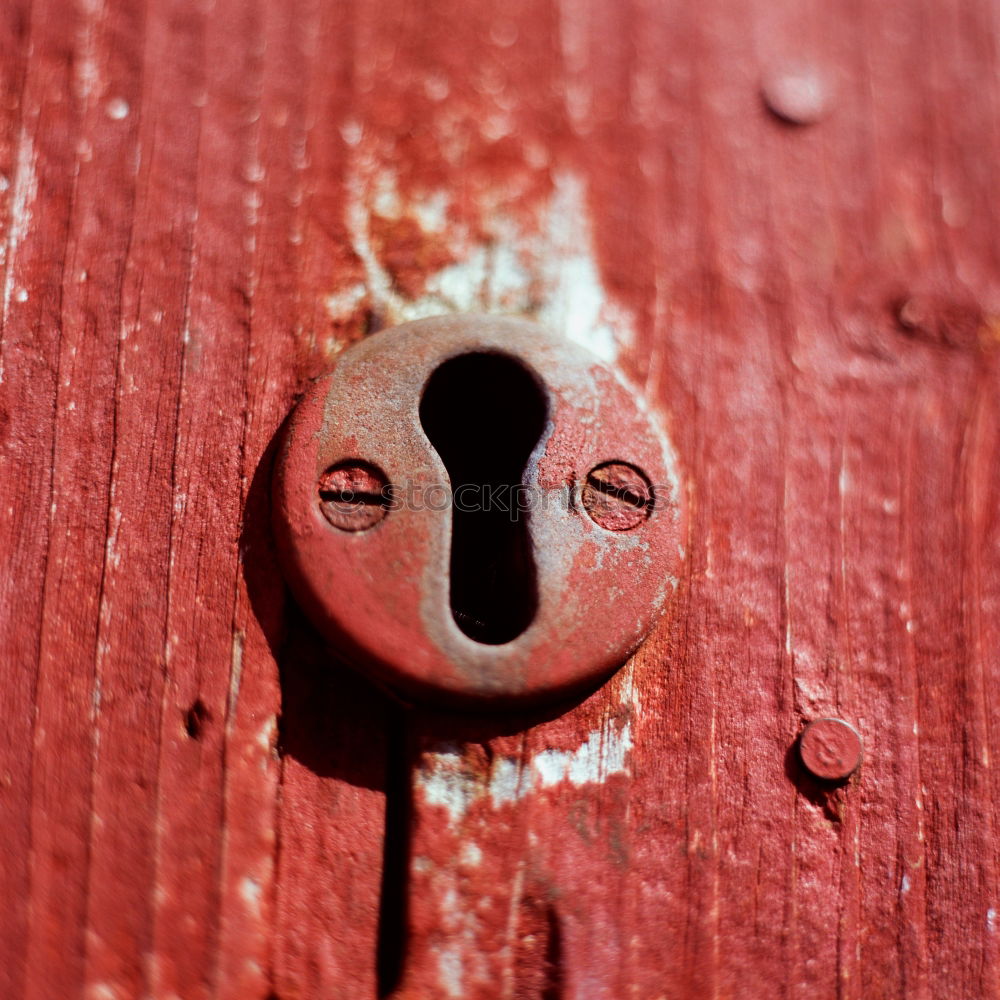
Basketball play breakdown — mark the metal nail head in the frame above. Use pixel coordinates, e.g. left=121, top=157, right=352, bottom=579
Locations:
left=762, top=65, right=832, bottom=125
left=799, top=718, right=863, bottom=781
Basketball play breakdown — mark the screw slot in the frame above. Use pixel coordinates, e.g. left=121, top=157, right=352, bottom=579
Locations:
left=582, top=461, right=653, bottom=531
left=318, top=460, right=390, bottom=532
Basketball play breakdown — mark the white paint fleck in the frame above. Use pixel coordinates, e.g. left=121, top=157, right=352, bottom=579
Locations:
left=428, top=874, right=489, bottom=996
left=614, top=661, right=643, bottom=717
left=340, top=118, right=364, bottom=146
left=533, top=721, right=632, bottom=788
left=491, top=721, right=632, bottom=805
left=437, top=944, right=464, bottom=997
left=239, top=875, right=262, bottom=917
left=411, top=188, right=449, bottom=234
left=900, top=874, right=911, bottom=894
left=459, top=841, right=482, bottom=867
left=243, top=161, right=265, bottom=184
left=345, top=170, right=396, bottom=309
left=2, top=130, right=38, bottom=326
left=784, top=564, right=793, bottom=655
left=372, top=169, right=402, bottom=218
left=988, top=908, right=997, bottom=933
left=424, top=722, right=634, bottom=820
left=429, top=250, right=489, bottom=310
left=424, top=74, right=450, bottom=101
left=14, top=287, right=27, bottom=303
left=87, top=985, right=119, bottom=1000
left=536, top=172, right=628, bottom=362
left=256, top=716, right=276, bottom=754
left=103, top=506, right=123, bottom=572
left=323, top=282, right=367, bottom=321
left=228, top=628, right=245, bottom=722
left=418, top=748, right=482, bottom=825
left=105, top=97, right=130, bottom=121
left=489, top=757, right=524, bottom=808
left=74, top=0, right=105, bottom=103
left=481, top=113, right=513, bottom=141
left=793, top=676, right=828, bottom=710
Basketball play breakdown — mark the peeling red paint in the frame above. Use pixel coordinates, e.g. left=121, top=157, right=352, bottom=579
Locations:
left=2, top=0, right=999, bottom=997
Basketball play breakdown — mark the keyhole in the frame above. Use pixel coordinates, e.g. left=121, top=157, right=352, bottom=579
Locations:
left=419, top=352, right=548, bottom=645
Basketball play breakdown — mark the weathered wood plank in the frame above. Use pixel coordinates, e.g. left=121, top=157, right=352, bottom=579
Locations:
left=1, top=0, right=998, bottom=997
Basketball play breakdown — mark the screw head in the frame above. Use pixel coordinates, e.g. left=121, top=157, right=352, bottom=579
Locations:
left=318, top=461, right=390, bottom=532
left=762, top=65, right=831, bottom=125
left=582, top=461, right=653, bottom=532
left=799, top=718, right=863, bottom=782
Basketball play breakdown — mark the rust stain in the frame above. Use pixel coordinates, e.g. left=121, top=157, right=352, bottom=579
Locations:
left=369, top=212, right=457, bottom=299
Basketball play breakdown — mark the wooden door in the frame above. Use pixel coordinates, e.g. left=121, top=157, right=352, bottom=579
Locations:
left=2, top=0, right=998, bottom=997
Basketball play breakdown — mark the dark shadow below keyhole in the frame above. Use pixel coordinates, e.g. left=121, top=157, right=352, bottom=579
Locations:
left=419, top=352, right=548, bottom=645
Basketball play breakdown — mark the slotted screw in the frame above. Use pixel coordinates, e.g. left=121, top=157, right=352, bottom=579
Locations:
left=318, top=461, right=390, bottom=532
left=581, top=461, right=653, bottom=532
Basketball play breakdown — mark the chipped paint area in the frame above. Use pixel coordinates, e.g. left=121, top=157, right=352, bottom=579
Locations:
left=412, top=719, right=634, bottom=998
left=414, top=836, right=494, bottom=998
left=432, top=882, right=490, bottom=999
left=418, top=720, right=633, bottom=824
left=533, top=724, right=633, bottom=788
left=334, top=161, right=631, bottom=363
left=419, top=745, right=485, bottom=825
left=493, top=720, right=632, bottom=807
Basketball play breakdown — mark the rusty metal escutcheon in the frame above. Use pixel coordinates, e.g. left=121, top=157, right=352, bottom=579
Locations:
left=272, top=315, right=686, bottom=707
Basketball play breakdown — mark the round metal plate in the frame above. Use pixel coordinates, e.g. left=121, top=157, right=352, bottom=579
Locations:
left=272, top=315, right=686, bottom=707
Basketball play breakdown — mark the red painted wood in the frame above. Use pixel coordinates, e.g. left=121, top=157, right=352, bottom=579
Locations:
left=1, top=0, right=999, bottom=997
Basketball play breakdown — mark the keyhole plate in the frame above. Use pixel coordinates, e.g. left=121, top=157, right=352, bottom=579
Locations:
left=272, top=315, right=686, bottom=708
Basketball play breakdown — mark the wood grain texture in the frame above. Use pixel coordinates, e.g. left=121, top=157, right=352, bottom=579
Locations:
left=1, top=0, right=998, bottom=997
